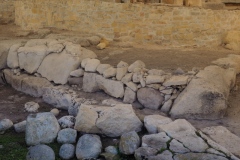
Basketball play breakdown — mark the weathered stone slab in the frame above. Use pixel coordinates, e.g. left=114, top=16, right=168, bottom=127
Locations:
left=170, top=66, right=236, bottom=120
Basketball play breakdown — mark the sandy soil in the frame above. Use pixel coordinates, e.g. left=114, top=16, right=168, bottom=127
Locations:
left=1, top=24, right=240, bottom=137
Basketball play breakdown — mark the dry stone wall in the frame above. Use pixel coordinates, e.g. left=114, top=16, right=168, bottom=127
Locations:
left=15, top=0, right=240, bottom=46
left=0, top=0, right=15, bottom=24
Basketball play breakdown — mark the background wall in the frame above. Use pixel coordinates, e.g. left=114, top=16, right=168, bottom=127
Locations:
left=0, top=0, right=15, bottom=24
left=14, top=0, right=240, bottom=46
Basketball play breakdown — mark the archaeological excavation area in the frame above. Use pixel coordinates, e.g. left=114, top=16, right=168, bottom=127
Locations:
left=1, top=0, right=240, bottom=160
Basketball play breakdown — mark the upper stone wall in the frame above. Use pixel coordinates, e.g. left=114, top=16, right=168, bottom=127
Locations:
left=0, top=0, right=15, bottom=24
left=15, top=0, right=240, bottom=46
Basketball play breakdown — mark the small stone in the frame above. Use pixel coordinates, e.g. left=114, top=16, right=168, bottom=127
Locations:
left=96, top=64, right=112, bottom=74
left=146, top=75, right=165, bottom=84
left=13, top=120, right=26, bottom=133
left=50, top=108, right=60, bottom=117
left=0, top=119, right=13, bottom=133
left=58, top=116, right=75, bottom=129
left=160, top=88, right=173, bottom=95
left=121, top=73, right=133, bottom=84
left=57, top=128, right=77, bottom=144
left=85, top=59, right=100, bottom=72
left=102, top=99, right=123, bottom=107
left=173, top=68, right=185, bottom=75
left=123, top=87, right=137, bottom=104
left=26, top=144, right=55, bottom=160
left=59, top=144, right=75, bottom=160
left=163, top=75, right=189, bottom=87
left=119, top=131, right=140, bottom=155
left=126, top=82, right=138, bottom=92
left=103, top=67, right=117, bottom=78
left=76, top=134, right=102, bottom=160
left=87, top=36, right=101, bottom=45
left=81, top=58, right=90, bottom=68
left=142, top=132, right=170, bottom=150
left=116, top=67, right=128, bottom=81
left=137, top=88, right=164, bottom=110
left=128, top=60, right=146, bottom=72
left=24, top=102, right=40, bottom=113
left=70, top=69, right=84, bottom=77
left=161, top=100, right=173, bottom=113
left=134, top=147, right=158, bottom=160
left=105, top=146, right=118, bottom=155
left=117, top=61, right=129, bottom=68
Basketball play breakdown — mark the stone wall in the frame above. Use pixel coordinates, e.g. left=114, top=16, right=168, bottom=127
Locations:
left=0, top=0, right=15, bottom=24
left=14, top=0, right=240, bottom=46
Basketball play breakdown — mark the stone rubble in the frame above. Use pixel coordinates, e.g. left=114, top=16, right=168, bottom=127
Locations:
left=2, top=39, right=240, bottom=159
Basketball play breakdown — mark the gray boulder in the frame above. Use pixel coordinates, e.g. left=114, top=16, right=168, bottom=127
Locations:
left=158, top=119, right=208, bottom=152
left=70, top=68, right=84, bottom=77
left=85, top=59, right=100, bottom=72
left=58, top=116, right=75, bottom=129
left=14, top=120, right=26, bottom=133
left=128, top=60, right=146, bottom=72
left=144, top=115, right=172, bottom=134
left=74, top=104, right=143, bottom=137
left=0, top=119, right=13, bottom=133
left=137, top=88, right=164, bottom=110
left=82, top=72, right=100, bottom=92
left=96, top=64, right=112, bottom=74
left=57, top=128, right=77, bottom=144
left=123, top=87, right=137, bottom=103
left=201, top=126, right=240, bottom=157
left=76, top=134, right=102, bottom=159
left=134, top=147, right=158, bottom=160
left=142, top=132, right=170, bottom=150
left=170, top=66, right=236, bottom=120
left=105, top=146, right=118, bottom=155
left=26, top=144, right=55, bottom=160
left=96, top=75, right=124, bottom=98
left=59, top=144, right=75, bottom=160
left=25, top=112, right=60, bottom=146
left=119, top=131, right=140, bottom=155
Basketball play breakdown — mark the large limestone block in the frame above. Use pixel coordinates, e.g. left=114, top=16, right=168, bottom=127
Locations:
left=25, top=112, right=60, bottom=146
left=0, top=40, right=26, bottom=70
left=170, top=66, right=236, bottom=120
left=21, top=76, right=52, bottom=97
left=74, top=104, right=143, bottom=137
left=201, top=126, right=240, bottom=157
left=223, top=31, right=240, bottom=51
left=3, top=69, right=28, bottom=91
left=82, top=72, right=100, bottom=92
left=158, top=119, right=208, bottom=152
left=96, top=75, right=124, bottom=98
left=18, top=45, right=49, bottom=74
left=137, top=88, right=164, bottom=110
left=38, top=45, right=96, bottom=84
left=7, top=43, right=23, bottom=69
